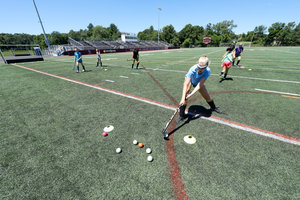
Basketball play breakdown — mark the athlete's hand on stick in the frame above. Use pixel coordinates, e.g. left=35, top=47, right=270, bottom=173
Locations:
left=179, top=99, right=186, bottom=106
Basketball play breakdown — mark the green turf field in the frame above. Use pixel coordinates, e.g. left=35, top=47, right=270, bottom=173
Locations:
left=1, top=47, right=299, bottom=199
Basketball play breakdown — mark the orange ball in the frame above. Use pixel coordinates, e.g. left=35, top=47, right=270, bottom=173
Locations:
left=138, top=143, right=144, bottom=148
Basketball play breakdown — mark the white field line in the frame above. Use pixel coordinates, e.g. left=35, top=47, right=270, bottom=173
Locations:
left=105, top=80, right=115, bottom=83
left=267, top=48, right=300, bottom=55
left=143, top=67, right=300, bottom=84
left=12, top=64, right=300, bottom=146
left=119, top=76, right=129, bottom=78
left=225, top=75, right=300, bottom=84
left=48, top=57, right=300, bottom=84
left=255, top=89, right=300, bottom=96
left=188, top=112, right=300, bottom=146
left=131, top=73, right=140, bottom=75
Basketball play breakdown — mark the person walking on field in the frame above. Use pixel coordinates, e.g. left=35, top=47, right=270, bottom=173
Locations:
left=132, top=48, right=140, bottom=69
left=96, top=49, right=103, bottom=69
left=232, top=43, right=244, bottom=66
left=74, top=47, right=86, bottom=73
left=219, top=47, right=235, bottom=81
left=178, top=56, right=222, bottom=121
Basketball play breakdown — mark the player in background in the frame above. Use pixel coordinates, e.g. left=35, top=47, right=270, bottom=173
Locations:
left=233, top=43, right=244, bottom=66
left=219, top=47, right=235, bottom=81
left=74, top=48, right=86, bottom=73
left=178, top=56, right=221, bottom=121
left=132, top=48, right=140, bottom=69
left=96, top=49, right=103, bottom=69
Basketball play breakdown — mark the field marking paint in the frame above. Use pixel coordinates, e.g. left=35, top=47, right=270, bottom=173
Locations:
left=94, top=82, right=105, bottom=86
left=105, top=80, right=115, bottom=83
left=119, top=75, right=129, bottom=79
left=131, top=73, right=140, bottom=75
left=47, top=58, right=300, bottom=84
left=268, top=48, right=300, bottom=55
left=189, top=113, right=300, bottom=146
left=12, top=64, right=300, bottom=146
left=141, top=67, right=300, bottom=84
left=281, top=95, right=300, bottom=99
left=255, top=88, right=300, bottom=97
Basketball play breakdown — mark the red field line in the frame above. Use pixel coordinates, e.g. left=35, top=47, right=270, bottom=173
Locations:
left=12, top=64, right=300, bottom=199
left=144, top=65, right=189, bottom=200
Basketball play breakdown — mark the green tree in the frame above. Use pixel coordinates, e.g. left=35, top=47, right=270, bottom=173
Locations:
left=212, top=20, right=237, bottom=36
left=92, top=26, right=110, bottom=40
left=137, top=26, right=157, bottom=40
left=266, top=22, right=285, bottom=45
left=294, top=23, right=300, bottom=45
left=281, top=22, right=296, bottom=45
left=68, top=29, right=81, bottom=40
left=108, top=23, right=121, bottom=40
left=182, top=38, right=191, bottom=48
left=161, top=25, right=178, bottom=44
left=49, top=31, right=68, bottom=45
left=178, top=24, right=204, bottom=46
left=87, top=23, right=94, bottom=38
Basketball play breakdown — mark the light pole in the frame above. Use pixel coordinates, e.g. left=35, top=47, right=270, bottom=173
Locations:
left=33, top=0, right=50, bottom=51
left=158, top=7, right=162, bottom=43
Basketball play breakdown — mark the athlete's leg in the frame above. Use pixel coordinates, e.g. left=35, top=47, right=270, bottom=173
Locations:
left=136, top=59, right=140, bottom=69
left=224, top=66, right=230, bottom=78
left=80, top=62, right=86, bottom=71
left=178, top=81, right=192, bottom=119
left=132, top=59, right=135, bottom=69
left=199, top=85, right=221, bottom=113
left=236, top=56, right=241, bottom=65
left=76, top=61, right=80, bottom=72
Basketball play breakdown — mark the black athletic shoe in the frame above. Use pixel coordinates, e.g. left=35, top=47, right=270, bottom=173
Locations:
left=179, top=104, right=186, bottom=118
left=212, top=107, right=222, bottom=114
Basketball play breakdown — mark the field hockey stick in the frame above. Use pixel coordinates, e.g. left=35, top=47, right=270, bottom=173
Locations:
left=72, top=61, right=76, bottom=70
left=161, top=106, right=180, bottom=138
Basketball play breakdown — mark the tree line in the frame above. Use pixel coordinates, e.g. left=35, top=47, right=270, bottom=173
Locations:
left=1, top=20, right=300, bottom=49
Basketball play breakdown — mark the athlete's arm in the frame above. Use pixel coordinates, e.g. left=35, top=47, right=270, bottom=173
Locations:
left=186, top=78, right=207, bottom=100
left=180, top=77, right=191, bottom=105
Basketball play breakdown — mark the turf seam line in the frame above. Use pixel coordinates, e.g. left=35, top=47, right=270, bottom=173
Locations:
left=143, top=65, right=178, bottom=106
left=12, top=64, right=300, bottom=146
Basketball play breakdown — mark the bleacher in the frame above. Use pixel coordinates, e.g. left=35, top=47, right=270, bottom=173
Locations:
left=62, top=37, right=177, bottom=56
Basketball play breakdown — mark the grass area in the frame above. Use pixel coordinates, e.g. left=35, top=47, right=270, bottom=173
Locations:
left=1, top=47, right=300, bottom=199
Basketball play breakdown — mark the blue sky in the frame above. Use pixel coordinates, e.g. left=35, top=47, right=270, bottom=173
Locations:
left=1, top=0, right=299, bottom=35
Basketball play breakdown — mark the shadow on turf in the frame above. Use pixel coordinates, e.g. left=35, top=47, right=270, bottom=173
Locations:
left=219, top=77, right=233, bottom=83
left=167, top=105, right=212, bottom=137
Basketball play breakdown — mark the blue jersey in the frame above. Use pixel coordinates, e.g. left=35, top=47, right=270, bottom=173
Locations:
left=74, top=51, right=82, bottom=61
left=185, top=64, right=211, bottom=86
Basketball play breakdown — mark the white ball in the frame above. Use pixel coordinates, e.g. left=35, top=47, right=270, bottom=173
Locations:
left=147, top=155, right=153, bottom=162
left=133, top=140, right=138, bottom=145
left=116, top=148, right=122, bottom=153
left=146, top=148, right=152, bottom=154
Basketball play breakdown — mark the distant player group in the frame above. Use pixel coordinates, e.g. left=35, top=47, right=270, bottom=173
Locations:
left=73, top=47, right=142, bottom=72
left=73, top=43, right=244, bottom=126
left=219, top=43, right=244, bottom=81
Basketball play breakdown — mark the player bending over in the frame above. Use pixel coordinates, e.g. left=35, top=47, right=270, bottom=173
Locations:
left=219, top=47, right=235, bottom=81
left=179, top=56, right=221, bottom=120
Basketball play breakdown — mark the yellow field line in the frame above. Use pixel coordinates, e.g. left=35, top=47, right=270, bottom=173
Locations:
left=281, top=95, right=300, bottom=99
